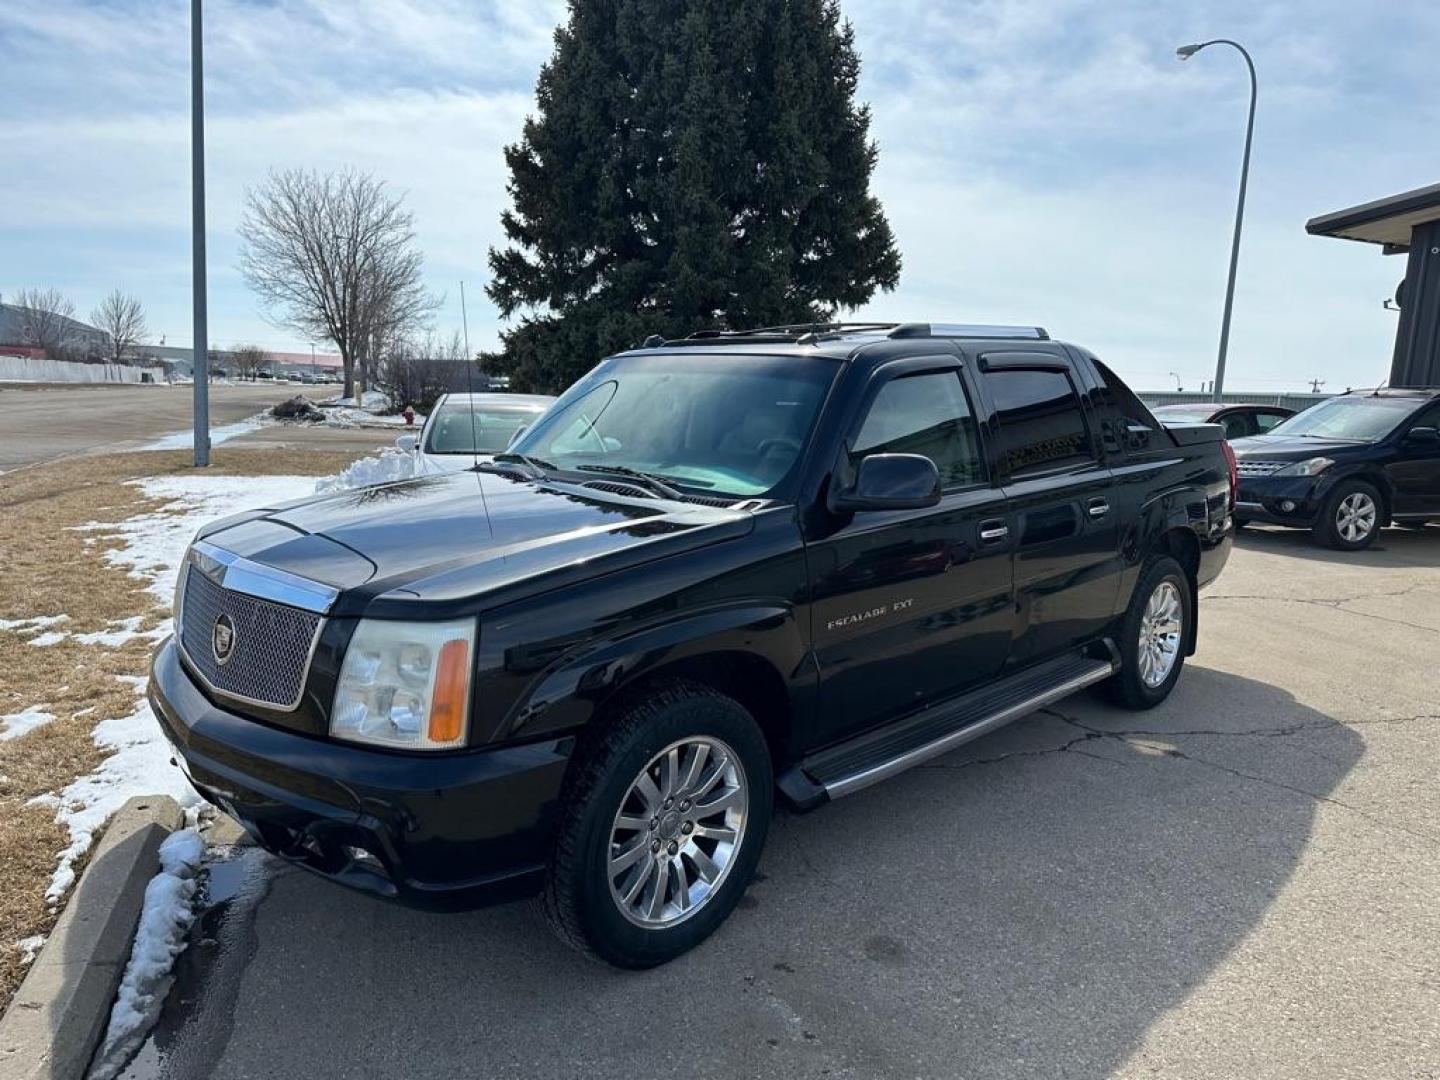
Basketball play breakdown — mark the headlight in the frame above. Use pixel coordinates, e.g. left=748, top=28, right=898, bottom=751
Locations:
left=1275, top=456, right=1334, bottom=477
left=331, top=619, right=475, bottom=750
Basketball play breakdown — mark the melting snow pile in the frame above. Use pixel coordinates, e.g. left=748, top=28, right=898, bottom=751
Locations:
left=330, top=388, right=389, bottom=409
left=87, top=830, right=205, bottom=1080
left=314, top=447, right=425, bottom=494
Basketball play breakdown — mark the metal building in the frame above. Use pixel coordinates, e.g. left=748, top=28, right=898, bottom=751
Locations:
left=1307, top=182, right=1440, bottom=388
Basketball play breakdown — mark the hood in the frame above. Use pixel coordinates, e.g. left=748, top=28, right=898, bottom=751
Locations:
left=1229, top=434, right=1366, bottom=460
left=199, top=470, right=751, bottom=605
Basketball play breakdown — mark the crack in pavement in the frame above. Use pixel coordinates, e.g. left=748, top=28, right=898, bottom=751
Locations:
left=1203, top=590, right=1440, bottom=636
left=920, top=707, right=1439, bottom=847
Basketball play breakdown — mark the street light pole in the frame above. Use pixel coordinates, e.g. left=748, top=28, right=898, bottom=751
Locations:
left=1177, top=38, right=1256, bottom=405
left=191, top=0, right=210, bottom=465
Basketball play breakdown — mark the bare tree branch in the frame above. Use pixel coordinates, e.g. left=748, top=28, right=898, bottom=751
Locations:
left=13, top=287, right=78, bottom=360
left=238, top=168, right=436, bottom=397
left=229, top=343, right=270, bottom=381
left=90, top=289, right=149, bottom=364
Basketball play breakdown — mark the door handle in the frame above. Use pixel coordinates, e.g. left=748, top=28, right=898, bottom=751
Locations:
left=978, top=520, right=1010, bottom=544
left=1087, top=498, right=1110, bottom=518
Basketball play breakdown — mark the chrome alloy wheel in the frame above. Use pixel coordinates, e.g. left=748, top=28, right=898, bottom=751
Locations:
left=607, top=736, right=748, bottom=929
left=1336, top=491, right=1378, bottom=543
left=1138, top=580, right=1183, bottom=689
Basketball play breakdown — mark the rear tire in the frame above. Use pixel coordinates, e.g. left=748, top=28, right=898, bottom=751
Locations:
left=1103, top=556, right=1191, bottom=711
left=1313, top=479, right=1383, bottom=551
left=542, top=681, right=772, bottom=968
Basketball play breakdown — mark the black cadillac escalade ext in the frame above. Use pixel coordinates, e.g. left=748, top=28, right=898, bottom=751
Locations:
left=149, top=322, right=1234, bottom=967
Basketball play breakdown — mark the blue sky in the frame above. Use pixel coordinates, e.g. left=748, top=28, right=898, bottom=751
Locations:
left=2, top=0, right=1436, bottom=391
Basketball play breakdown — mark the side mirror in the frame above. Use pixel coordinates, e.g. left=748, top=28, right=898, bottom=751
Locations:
left=507, top=425, right=529, bottom=448
left=1404, top=426, right=1440, bottom=447
left=395, top=434, right=418, bottom=453
left=831, top=453, right=941, bottom=513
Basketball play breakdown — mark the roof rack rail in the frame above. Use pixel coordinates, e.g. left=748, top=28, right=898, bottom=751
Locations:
left=642, top=321, right=1050, bottom=348
left=889, top=323, right=1049, bottom=340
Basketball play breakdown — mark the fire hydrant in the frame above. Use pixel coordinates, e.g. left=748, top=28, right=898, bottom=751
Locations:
left=402, top=405, right=415, bottom=426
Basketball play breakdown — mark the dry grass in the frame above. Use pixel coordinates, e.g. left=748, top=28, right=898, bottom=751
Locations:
left=0, top=446, right=366, bottom=1006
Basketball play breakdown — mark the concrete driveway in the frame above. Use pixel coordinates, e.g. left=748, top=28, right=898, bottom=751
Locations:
left=127, top=529, right=1440, bottom=1080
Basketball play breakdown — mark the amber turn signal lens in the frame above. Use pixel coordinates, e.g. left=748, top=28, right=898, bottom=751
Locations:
left=427, top=638, right=471, bottom=744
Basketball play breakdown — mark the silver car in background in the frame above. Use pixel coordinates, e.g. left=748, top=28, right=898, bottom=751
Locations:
left=397, top=392, right=556, bottom=473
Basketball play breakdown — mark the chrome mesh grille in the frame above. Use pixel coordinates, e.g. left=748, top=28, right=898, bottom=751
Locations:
left=1235, top=460, right=1287, bottom=477
left=179, top=565, right=322, bottom=709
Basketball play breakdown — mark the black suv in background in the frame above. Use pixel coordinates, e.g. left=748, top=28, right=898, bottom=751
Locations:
left=1231, top=388, right=1440, bottom=550
left=150, top=322, right=1233, bottom=967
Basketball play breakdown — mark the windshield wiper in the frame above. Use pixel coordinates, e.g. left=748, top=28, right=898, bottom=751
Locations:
left=485, top=452, right=557, bottom=478
left=572, top=464, right=685, bottom=500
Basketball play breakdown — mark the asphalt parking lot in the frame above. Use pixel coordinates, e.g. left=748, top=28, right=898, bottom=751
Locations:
left=130, top=527, right=1440, bottom=1080
left=0, top=382, right=395, bottom=469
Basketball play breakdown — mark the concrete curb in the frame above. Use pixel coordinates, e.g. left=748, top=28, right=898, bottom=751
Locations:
left=0, top=796, right=184, bottom=1080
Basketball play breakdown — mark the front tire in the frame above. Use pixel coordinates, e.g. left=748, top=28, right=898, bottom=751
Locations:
left=1313, top=479, right=1382, bottom=551
left=1104, top=555, right=1191, bottom=710
left=542, top=681, right=773, bottom=968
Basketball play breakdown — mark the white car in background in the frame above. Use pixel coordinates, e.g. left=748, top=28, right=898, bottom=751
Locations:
left=396, top=392, right=556, bottom=473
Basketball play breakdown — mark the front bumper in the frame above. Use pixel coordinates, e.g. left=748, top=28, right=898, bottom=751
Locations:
left=1234, top=473, right=1331, bottom=527
left=149, top=638, right=572, bottom=910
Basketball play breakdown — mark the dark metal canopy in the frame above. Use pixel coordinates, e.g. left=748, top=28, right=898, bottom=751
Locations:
left=1306, top=181, right=1440, bottom=251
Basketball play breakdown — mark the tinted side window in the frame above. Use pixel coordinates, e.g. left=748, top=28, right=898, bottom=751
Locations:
left=851, top=371, right=984, bottom=488
left=1092, top=357, right=1161, bottom=429
left=1090, top=356, right=1162, bottom=455
left=984, top=369, right=1095, bottom=477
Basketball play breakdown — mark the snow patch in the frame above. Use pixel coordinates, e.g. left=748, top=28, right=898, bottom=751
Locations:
left=37, top=695, right=203, bottom=903
left=87, top=830, right=206, bottom=1080
left=314, top=448, right=425, bottom=494
left=75, top=474, right=318, bottom=604
left=0, top=706, right=56, bottom=742
left=142, top=413, right=271, bottom=451
left=0, top=615, right=71, bottom=636
left=27, top=631, right=67, bottom=647
left=16, top=935, right=46, bottom=965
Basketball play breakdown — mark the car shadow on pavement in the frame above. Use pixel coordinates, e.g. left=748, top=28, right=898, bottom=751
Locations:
left=1237, top=521, right=1439, bottom=568
left=146, top=664, right=1363, bottom=1080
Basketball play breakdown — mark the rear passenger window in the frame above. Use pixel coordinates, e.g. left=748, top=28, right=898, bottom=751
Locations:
left=983, top=369, right=1095, bottom=477
left=851, top=372, right=984, bottom=488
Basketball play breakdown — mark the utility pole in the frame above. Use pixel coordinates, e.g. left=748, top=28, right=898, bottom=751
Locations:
left=191, top=0, right=210, bottom=465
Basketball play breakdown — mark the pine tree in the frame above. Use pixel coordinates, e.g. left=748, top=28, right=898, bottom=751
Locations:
left=485, top=0, right=901, bottom=391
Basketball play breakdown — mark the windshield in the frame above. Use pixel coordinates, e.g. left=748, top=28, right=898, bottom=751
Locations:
left=509, top=352, right=838, bottom=498
left=424, top=404, right=542, bottom=455
left=1266, top=396, right=1418, bottom=442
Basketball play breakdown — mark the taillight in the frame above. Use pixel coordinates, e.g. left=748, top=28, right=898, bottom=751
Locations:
left=1220, top=440, right=1238, bottom=508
